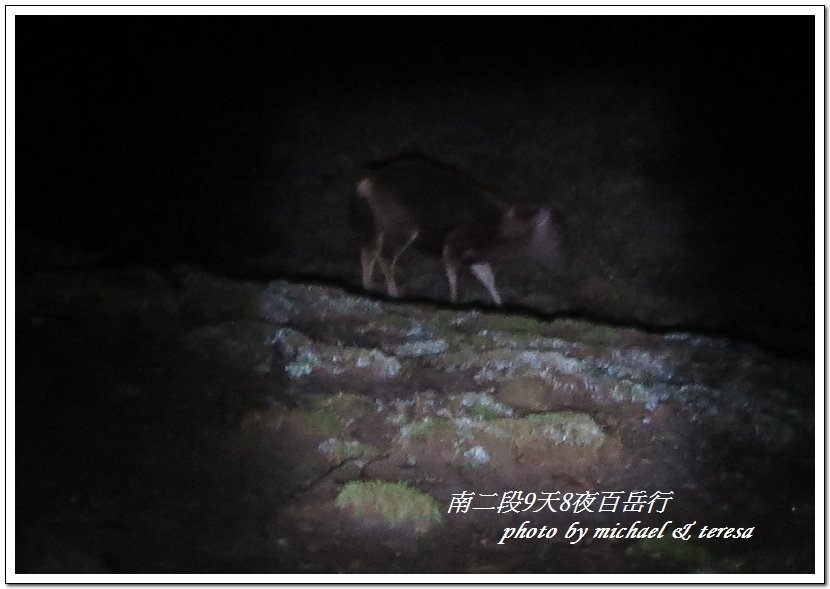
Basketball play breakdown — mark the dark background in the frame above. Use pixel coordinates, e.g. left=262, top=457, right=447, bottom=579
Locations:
left=15, top=16, right=815, bottom=355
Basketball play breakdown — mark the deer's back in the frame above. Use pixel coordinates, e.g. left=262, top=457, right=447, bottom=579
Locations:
left=360, top=155, right=504, bottom=250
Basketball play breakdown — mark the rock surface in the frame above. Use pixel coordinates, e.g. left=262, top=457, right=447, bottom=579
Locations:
left=16, top=267, right=814, bottom=574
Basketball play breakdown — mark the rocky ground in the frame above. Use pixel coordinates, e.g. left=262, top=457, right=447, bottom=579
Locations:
left=15, top=266, right=814, bottom=574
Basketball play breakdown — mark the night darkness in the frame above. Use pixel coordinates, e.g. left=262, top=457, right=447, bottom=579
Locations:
left=16, top=16, right=815, bottom=352
left=14, top=15, right=818, bottom=576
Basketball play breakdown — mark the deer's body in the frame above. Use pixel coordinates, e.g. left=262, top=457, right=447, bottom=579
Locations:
left=353, top=155, right=562, bottom=305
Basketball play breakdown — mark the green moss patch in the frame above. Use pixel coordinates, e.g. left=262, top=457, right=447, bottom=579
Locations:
left=335, top=481, right=443, bottom=532
left=475, top=313, right=545, bottom=334
left=399, top=417, right=458, bottom=442
left=300, top=408, right=346, bottom=435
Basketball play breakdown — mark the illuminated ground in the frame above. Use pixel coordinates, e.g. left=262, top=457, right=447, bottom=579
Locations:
left=15, top=268, right=813, bottom=573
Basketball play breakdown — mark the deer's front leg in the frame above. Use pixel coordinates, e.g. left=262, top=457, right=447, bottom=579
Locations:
left=470, top=262, right=502, bottom=306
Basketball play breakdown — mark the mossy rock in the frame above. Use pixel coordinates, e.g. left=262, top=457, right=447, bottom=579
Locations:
left=312, top=392, right=373, bottom=426
left=318, top=437, right=381, bottom=464
left=335, top=481, right=443, bottom=532
left=498, top=377, right=555, bottom=411
left=475, top=312, right=546, bottom=334
left=298, top=408, right=347, bottom=435
left=449, top=391, right=514, bottom=420
left=481, top=411, right=605, bottom=448
left=392, top=339, right=449, bottom=358
left=398, top=417, right=458, bottom=442
left=555, top=319, right=627, bottom=347
left=369, top=312, right=418, bottom=333
left=300, top=346, right=402, bottom=380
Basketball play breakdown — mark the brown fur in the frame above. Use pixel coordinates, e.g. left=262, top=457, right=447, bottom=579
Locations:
left=354, top=155, right=563, bottom=304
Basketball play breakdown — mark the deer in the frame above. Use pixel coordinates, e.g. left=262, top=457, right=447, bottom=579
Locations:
left=352, top=154, right=564, bottom=305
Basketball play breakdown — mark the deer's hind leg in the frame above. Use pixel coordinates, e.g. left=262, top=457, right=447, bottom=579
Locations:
left=378, top=230, right=419, bottom=298
left=361, top=233, right=384, bottom=290
left=442, top=242, right=461, bottom=303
